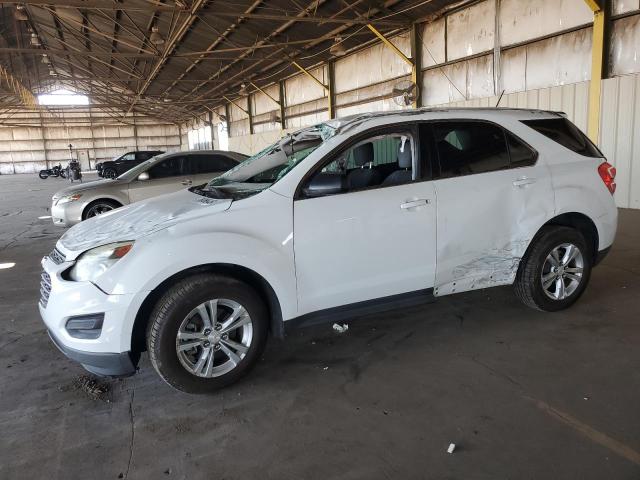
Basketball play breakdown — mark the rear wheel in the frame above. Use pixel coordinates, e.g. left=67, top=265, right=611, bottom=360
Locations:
left=147, top=274, right=268, bottom=393
left=82, top=199, right=120, bottom=219
left=514, top=226, right=592, bottom=311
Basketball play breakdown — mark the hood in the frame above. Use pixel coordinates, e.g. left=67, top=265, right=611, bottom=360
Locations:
left=52, top=178, right=125, bottom=199
left=59, top=189, right=232, bottom=253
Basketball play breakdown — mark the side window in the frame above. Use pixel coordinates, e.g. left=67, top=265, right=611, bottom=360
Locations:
left=302, top=132, right=415, bottom=197
left=433, top=122, right=510, bottom=178
left=522, top=118, right=602, bottom=157
left=506, top=132, right=537, bottom=167
left=121, top=153, right=135, bottom=161
left=147, top=157, right=183, bottom=179
left=192, top=155, right=238, bottom=174
left=136, top=152, right=154, bottom=161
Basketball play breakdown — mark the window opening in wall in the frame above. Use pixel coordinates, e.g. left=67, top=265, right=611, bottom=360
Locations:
left=218, top=122, right=229, bottom=151
left=38, top=88, right=89, bottom=106
left=187, top=125, right=212, bottom=150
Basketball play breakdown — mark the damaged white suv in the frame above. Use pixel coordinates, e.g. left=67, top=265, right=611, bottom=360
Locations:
left=39, top=109, right=618, bottom=393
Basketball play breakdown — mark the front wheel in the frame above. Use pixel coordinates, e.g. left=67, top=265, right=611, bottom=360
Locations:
left=514, top=226, right=592, bottom=311
left=103, top=168, right=117, bottom=179
left=82, top=199, right=120, bottom=219
left=147, top=274, right=268, bottom=393
left=38, top=170, right=49, bottom=179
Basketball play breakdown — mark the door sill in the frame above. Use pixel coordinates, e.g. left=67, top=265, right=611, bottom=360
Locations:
left=285, top=288, right=436, bottom=332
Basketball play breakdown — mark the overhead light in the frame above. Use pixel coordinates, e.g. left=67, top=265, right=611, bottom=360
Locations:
left=149, top=26, right=164, bottom=46
left=330, top=37, right=346, bottom=57
left=49, top=69, right=57, bottom=76
left=15, top=5, right=28, bottom=21
left=163, top=97, right=170, bottom=103
left=30, top=33, right=41, bottom=47
left=42, top=54, right=50, bottom=65
left=239, top=83, right=248, bottom=96
left=0, top=262, right=16, bottom=270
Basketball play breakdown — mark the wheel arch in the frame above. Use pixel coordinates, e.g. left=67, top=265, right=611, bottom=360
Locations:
left=527, top=212, right=599, bottom=264
left=130, top=263, right=284, bottom=354
left=82, top=198, right=124, bottom=219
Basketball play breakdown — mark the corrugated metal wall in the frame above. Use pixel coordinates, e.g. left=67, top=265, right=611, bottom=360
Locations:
left=0, top=116, right=181, bottom=174
left=600, top=74, right=640, bottom=209
left=215, top=0, right=640, bottom=209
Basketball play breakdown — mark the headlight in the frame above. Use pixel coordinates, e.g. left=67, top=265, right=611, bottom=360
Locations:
left=56, top=193, right=82, bottom=205
left=68, top=241, right=134, bottom=282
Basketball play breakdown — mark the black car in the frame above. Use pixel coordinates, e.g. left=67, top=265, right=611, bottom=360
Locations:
left=96, top=150, right=164, bottom=178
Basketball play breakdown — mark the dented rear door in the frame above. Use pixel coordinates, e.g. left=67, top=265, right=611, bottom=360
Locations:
left=427, top=120, right=554, bottom=296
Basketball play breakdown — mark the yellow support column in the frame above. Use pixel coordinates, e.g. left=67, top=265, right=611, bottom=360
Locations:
left=586, top=0, right=607, bottom=143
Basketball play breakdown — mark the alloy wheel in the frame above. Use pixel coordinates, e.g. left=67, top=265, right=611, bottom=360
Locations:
left=176, top=299, right=253, bottom=378
left=541, top=243, right=584, bottom=300
left=86, top=203, right=115, bottom=217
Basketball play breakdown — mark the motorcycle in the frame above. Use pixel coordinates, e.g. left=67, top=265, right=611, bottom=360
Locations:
left=38, top=164, right=65, bottom=179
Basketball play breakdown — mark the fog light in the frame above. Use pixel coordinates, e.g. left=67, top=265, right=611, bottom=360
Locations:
left=65, top=314, right=104, bottom=339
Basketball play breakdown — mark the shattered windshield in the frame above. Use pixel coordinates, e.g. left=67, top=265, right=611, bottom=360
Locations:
left=195, top=123, right=336, bottom=199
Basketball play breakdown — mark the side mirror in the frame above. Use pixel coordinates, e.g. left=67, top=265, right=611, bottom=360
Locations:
left=303, top=173, right=346, bottom=198
left=137, top=172, right=150, bottom=181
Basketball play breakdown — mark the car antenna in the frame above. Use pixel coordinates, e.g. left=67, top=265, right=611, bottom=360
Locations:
left=495, top=89, right=505, bottom=107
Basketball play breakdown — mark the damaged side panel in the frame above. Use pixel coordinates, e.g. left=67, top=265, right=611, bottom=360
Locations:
left=434, top=240, right=528, bottom=296
left=432, top=146, right=556, bottom=297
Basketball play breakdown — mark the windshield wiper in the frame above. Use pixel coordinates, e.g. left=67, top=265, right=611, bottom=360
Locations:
left=189, top=184, right=229, bottom=199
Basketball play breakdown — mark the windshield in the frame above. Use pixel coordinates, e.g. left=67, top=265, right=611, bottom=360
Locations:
left=117, top=152, right=169, bottom=181
left=197, top=123, right=335, bottom=199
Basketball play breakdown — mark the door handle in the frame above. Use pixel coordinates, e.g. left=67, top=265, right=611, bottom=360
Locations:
left=400, top=199, right=430, bottom=209
left=181, top=179, right=193, bottom=186
left=513, top=176, right=536, bottom=187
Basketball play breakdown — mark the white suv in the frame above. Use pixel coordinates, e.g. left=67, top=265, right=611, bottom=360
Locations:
left=39, top=109, right=618, bottom=393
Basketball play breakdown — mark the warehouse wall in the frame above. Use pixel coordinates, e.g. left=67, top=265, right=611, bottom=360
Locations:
left=0, top=110, right=181, bottom=175
left=213, top=0, right=640, bottom=208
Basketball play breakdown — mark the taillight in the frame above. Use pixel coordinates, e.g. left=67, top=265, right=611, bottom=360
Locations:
left=598, top=162, right=616, bottom=195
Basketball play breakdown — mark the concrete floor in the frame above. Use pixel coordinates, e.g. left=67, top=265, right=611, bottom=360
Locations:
left=0, top=173, right=639, bottom=480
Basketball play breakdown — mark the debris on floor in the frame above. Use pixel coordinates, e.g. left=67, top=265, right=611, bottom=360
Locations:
left=332, top=323, right=349, bottom=334
left=447, top=443, right=456, bottom=454
left=71, top=374, right=111, bottom=401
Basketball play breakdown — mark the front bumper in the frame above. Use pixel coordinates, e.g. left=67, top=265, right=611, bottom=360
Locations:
left=51, top=199, right=83, bottom=227
left=39, top=254, right=147, bottom=377
left=48, top=329, right=138, bottom=377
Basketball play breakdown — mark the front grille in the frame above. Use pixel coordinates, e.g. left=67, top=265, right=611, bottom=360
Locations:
left=49, top=247, right=65, bottom=265
left=40, top=271, right=52, bottom=308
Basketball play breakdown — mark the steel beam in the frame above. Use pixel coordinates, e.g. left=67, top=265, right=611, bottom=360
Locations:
left=250, top=82, right=280, bottom=106
left=585, top=0, right=608, bottom=143
left=278, top=80, right=286, bottom=130
left=247, top=93, right=254, bottom=134
left=135, top=0, right=208, bottom=101
left=224, top=95, right=249, bottom=116
left=409, top=24, right=421, bottom=108
left=291, top=61, right=329, bottom=92
left=327, top=60, right=336, bottom=118
left=367, top=23, right=413, bottom=67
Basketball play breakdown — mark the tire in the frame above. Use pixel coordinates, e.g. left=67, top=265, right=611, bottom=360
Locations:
left=147, top=274, right=268, bottom=393
left=514, top=226, right=592, bottom=312
left=103, top=168, right=117, bottom=179
left=38, top=170, right=49, bottom=179
left=59, top=169, right=67, bottom=179
left=82, top=199, right=121, bottom=220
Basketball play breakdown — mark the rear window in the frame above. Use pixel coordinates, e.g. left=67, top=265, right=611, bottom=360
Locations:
left=522, top=118, right=602, bottom=158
